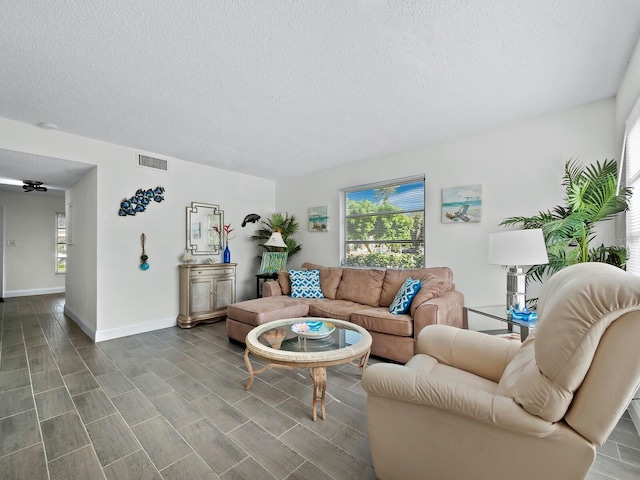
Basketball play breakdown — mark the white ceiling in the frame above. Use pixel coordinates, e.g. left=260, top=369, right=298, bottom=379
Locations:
left=1, top=1, right=639, bottom=182
left=0, top=149, right=94, bottom=197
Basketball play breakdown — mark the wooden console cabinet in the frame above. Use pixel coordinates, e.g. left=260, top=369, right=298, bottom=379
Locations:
left=177, top=263, right=236, bottom=328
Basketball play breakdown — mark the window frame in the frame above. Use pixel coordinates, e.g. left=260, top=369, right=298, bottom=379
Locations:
left=340, top=175, right=426, bottom=268
left=56, top=211, right=66, bottom=274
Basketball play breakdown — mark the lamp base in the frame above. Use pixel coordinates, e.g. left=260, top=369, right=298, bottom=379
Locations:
left=506, top=266, right=526, bottom=311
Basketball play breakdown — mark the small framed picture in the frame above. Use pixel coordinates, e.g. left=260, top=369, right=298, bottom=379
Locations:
left=442, top=184, right=482, bottom=223
left=308, top=206, right=328, bottom=232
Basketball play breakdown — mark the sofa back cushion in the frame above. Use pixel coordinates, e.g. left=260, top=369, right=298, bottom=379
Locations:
left=380, top=268, right=453, bottom=307
left=277, top=271, right=291, bottom=295
left=336, top=268, right=385, bottom=307
left=278, top=264, right=343, bottom=299
left=319, top=267, right=344, bottom=299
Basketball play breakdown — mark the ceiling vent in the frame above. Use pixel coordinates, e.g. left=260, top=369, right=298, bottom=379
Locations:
left=137, top=154, right=168, bottom=172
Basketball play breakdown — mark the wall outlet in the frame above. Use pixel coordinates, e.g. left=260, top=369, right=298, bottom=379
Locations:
left=7, top=240, right=16, bottom=247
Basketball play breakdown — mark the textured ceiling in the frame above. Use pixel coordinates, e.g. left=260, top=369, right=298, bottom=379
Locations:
left=1, top=1, right=639, bottom=181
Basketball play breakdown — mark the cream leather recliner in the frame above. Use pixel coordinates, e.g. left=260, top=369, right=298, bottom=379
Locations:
left=362, top=263, right=640, bottom=480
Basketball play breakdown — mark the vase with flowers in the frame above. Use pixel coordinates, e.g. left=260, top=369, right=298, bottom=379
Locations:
left=214, top=223, right=235, bottom=263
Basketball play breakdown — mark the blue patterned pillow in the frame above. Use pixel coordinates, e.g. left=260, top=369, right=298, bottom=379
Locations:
left=289, top=269, right=324, bottom=299
left=389, top=277, right=422, bottom=315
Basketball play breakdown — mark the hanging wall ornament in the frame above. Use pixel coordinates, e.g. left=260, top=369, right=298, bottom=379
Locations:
left=118, top=186, right=165, bottom=216
left=140, top=233, right=150, bottom=270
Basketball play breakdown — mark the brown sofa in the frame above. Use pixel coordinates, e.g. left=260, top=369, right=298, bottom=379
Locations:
left=226, top=262, right=464, bottom=363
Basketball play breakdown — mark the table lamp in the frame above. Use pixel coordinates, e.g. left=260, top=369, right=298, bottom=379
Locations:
left=263, top=231, right=287, bottom=251
left=488, top=229, right=549, bottom=311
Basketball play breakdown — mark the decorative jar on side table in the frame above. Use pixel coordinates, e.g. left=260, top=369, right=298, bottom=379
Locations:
left=463, top=305, right=536, bottom=341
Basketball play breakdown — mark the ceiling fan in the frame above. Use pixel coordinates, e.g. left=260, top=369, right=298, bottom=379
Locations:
left=22, top=180, right=48, bottom=192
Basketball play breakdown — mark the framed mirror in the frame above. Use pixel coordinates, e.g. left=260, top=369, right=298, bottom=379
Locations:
left=186, top=202, right=223, bottom=255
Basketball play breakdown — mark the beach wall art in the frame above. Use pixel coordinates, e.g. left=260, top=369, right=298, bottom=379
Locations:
left=308, top=206, right=329, bottom=232
left=442, top=184, right=482, bottom=223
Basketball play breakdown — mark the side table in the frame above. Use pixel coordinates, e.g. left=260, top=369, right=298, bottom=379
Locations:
left=463, top=305, right=536, bottom=341
left=255, top=272, right=278, bottom=298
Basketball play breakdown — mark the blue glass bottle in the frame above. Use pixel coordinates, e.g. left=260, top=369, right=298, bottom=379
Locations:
left=223, top=245, right=231, bottom=263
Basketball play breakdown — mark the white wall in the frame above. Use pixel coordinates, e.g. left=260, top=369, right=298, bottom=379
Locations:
left=0, top=191, right=66, bottom=296
left=0, top=118, right=275, bottom=340
left=64, top=167, right=98, bottom=333
left=616, top=37, right=640, bottom=138
left=277, top=98, right=617, bottom=330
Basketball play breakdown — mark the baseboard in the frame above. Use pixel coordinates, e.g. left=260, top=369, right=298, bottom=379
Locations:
left=629, top=399, right=640, bottom=435
left=64, top=305, right=177, bottom=343
left=64, top=304, right=97, bottom=341
left=94, top=316, right=177, bottom=342
left=5, top=286, right=65, bottom=298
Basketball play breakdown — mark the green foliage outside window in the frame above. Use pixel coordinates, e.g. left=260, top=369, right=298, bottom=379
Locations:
left=344, top=179, right=425, bottom=268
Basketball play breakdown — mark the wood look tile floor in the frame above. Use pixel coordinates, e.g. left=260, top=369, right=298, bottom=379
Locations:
left=0, top=294, right=639, bottom=480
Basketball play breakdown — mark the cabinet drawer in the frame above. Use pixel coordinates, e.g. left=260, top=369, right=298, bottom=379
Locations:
left=217, top=268, right=235, bottom=275
left=189, top=269, right=209, bottom=277
left=189, top=267, right=235, bottom=277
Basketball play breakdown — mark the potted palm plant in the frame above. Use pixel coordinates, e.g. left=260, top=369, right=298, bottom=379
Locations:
left=250, top=212, right=302, bottom=258
left=500, top=158, right=632, bottom=284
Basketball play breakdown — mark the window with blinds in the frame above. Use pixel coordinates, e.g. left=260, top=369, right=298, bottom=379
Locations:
left=56, top=212, right=66, bottom=274
left=626, top=103, right=640, bottom=276
left=342, top=175, right=425, bottom=268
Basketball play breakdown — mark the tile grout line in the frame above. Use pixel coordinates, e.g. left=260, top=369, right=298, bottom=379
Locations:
left=21, top=302, right=53, bottom=480
left=34, top=301, right=107, bottom=479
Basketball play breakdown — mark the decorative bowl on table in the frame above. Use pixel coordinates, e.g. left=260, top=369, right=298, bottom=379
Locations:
left=306, top=321, right=324, bottom=331
left=291, top=321, right=335, bottom=339
left=509, top=306, right=538, bottom=323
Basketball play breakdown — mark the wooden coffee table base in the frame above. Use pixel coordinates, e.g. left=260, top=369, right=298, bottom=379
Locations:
left=243, top=349, right=370, bottom=421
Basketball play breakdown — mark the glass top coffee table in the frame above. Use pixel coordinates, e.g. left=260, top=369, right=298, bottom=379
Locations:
left=243, top=317, right=372, bottom=421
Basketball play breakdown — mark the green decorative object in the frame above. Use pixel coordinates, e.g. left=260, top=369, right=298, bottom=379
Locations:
left=500, top=158, right=632, bottom=287
left=259, top=252, right=289, bottom=273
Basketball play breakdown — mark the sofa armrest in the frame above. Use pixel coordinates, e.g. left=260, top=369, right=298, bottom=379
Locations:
left=361, top=363, right=555, bottom=436
left=413, top=289, right=464, bottom=336
left=415, top=324, right=521, bottom=382
left=262, top=281, right=283, bottom=297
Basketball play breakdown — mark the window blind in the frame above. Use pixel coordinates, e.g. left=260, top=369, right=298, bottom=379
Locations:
left=341, top=175, right=425, bottom=268
left=626, top=96, right=640, bottom=276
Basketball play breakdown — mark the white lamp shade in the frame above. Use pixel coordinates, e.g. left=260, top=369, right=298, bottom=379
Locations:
left=488, top=229, right=549, bottom=266
left=263, top=231, right=287, bottom=249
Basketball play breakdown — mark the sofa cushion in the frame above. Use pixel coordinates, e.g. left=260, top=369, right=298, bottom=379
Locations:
left=277, top=271, right=291, bottom=295
left=389, top=277, right=422, bottom=315
left=409, top=276, right=453, bottom=317
left=301, top=262, right=322, bottom=270
left=351, top=308, right=413, bottom=337
left=308, top=299, right=372, bottom=322
left=336, top=268, right=385, bottom=307
left=318, top=267, right=343, bottom=299
left=226, top=296, right=314, bottom=326
left=380, top=268, right=453, bottom=307
left=289, top=269, right=324, bottom=298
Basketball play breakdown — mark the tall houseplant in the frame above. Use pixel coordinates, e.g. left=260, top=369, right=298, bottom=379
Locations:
left=251, top=212, right=302, bottom=258
left=500, top=158, right=632, bottom=284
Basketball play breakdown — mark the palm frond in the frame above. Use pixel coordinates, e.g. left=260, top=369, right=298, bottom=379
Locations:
left=562, top=158, right=584, bottom=193
left=498, top=157, right=633, bottom=286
